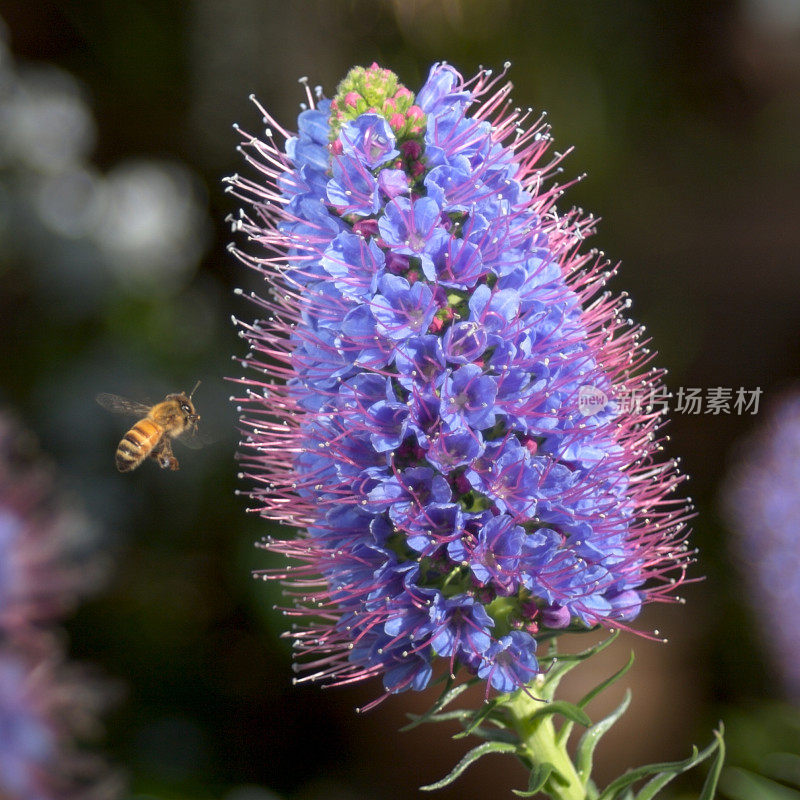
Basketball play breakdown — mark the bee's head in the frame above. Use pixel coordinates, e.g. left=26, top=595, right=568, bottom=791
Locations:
left=166, top=385, right=200, bottom=428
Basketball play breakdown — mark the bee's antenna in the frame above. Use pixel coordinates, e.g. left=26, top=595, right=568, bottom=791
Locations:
left=188, top=381, right=201, bottom=399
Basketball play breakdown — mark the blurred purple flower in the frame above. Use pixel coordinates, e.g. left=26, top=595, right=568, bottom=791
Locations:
left=0, top=411, right=121, bottom=799
left=0, top=636, right=121, bottom=800
left=230, top=63, right=693, bottom=705
left=721, top=391, right=800, bottom=702
left=0, top=414, right=105, bottom=632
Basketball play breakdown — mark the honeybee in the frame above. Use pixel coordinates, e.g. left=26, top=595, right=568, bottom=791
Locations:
left=96, top=382, right=202, bottom=473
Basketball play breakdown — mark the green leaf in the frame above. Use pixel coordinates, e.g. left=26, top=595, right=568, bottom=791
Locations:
left=634, top=771, right=683, bottom=800
left=467, top=726, right=519, bottom=744
left=578, top=651, right=635, bottom=710
left=454, top=697, right=501, bottom=739
left=512, top=762, right=555, bottom=797
left=720, top=767, right=800, bottom=800
left=419, top=741, right=519, bottom=791
left=540, top=629, right=619, bottom=666
left=400, top=678, right=472, bottom=731
left=528, top=699, right=592, bottom=728
left=537, top=623, right=602, bottom=645
left=403, top=708, right=475, bottom=727
left=637, top=740, right=723, bottom=800
left=597, top=727, right=723, bottom=800
left=558, top=651, right=634, bottom=747
left=576, top=690, right=632, bottom=784
left=600, top=754, right=698, bottom=799
left=541, top=631, right=621, bottom=691
left=698, top=726, right=725, bottom=800
left=763, top=752, right=800, bottom=788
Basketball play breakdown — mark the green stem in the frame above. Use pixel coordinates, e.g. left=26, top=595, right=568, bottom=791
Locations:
left=507, top=681, right=586, bottom=800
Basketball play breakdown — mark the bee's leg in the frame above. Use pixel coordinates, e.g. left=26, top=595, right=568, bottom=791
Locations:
left=161, top=439, right=179, bottom=470
left=151, top=438, right=179, bottom=471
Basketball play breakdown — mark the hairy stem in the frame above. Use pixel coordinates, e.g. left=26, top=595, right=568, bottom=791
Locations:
left=507, top=683, right=586, bottom=800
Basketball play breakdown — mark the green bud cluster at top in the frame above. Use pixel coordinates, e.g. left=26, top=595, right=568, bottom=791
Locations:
left=329, top=62, right=426, bottom=141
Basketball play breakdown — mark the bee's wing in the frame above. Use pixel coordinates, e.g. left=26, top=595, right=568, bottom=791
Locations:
left=95, top=393, right=152, bottom=417
left=175, top=429, right=215, bottom=450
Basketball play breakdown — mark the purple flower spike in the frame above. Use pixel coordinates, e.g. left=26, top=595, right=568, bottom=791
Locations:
left=0, top=412, right=120, bottom=799
left=0, top=639, right=120, bottom=800
left=722, top=392, right=800, bottom=703
left=230, top=63, right=694, bottom=705
left=0, top=415, right=104, bottom=631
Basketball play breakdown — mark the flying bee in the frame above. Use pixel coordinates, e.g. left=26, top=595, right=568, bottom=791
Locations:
left=96, top=382, right=202, bottom=473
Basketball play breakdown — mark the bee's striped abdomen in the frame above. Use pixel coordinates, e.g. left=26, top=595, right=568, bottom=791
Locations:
left=115, top=419, right=162, bottom=472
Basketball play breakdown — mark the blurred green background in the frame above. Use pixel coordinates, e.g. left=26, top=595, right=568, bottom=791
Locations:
left=0, top=1, right=798, bottom=798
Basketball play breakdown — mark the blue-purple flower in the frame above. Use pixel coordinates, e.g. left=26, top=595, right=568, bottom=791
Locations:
left=340, top=114, right=399, bottom=169
left=230, top=62, right=692, bottom=704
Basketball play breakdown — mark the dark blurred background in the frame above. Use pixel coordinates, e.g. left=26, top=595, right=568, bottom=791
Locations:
left=0, top=1, right=798, bottom=798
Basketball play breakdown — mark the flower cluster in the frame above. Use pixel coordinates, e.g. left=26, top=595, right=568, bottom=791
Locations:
left=229, top=63, right=693, bottom=703
left=721, top=391, right=800, bottom=702
left=0, top=422, right=103, bottom=633
left=0, top=412, right=119, bottom=799
left=0, top=637, right=119, bottom=800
